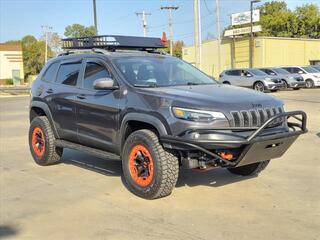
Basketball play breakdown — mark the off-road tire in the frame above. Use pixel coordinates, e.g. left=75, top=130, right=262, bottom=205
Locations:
left=122, top=129, right=179, bottom=199
left=29, top=116, right=63, bottom=166
left=227, top=160, right=270, bottom=176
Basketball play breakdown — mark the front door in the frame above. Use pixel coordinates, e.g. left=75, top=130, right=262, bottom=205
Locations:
left=75, top=58, right=121, bottom=153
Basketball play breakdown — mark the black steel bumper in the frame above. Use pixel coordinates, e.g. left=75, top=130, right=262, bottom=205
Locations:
left=161, top=111, right=307, bottom=167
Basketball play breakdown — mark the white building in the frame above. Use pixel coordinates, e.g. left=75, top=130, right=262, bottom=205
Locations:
left=0, top=43, right=24, bottom=85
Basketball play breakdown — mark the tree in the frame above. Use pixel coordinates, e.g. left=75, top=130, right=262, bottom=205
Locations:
left=295, top=4, right=320, bottom=38
left=21, top=35, right=51, bottom=79
left=64, top=24, right=96, bottom=38
left=161, top=40, right=185, bottom=58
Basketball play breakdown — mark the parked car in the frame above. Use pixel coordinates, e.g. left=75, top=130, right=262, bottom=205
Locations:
left=219, top=68, right=284, bottom=92
left=281, top=66, right=320, bottom=88
left=258, top=67, right=305, bottom=90
left=310, top=65, right=320, bottom=72
left=28, top=35, right=307, bottom=199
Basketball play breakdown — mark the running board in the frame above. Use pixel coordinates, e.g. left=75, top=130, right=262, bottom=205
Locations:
left=55, top=140, right=120, bottom=160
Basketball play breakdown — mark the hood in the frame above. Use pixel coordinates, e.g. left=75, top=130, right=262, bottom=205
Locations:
left=141, top=84, right=283, bottom=111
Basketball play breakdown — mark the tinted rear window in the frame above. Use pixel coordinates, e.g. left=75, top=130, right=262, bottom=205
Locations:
left=42, top=62, right=59, bottom=82
left=56, top=63, right=81, bottom=86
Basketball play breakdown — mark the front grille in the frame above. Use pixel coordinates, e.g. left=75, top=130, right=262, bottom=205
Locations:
left=230, top=107, right=284, bottom=128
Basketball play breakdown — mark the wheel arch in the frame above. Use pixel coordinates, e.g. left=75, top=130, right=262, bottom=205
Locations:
left=30, top=101, right=59, bottom=138
left=120, top=113, right=169, bottom=152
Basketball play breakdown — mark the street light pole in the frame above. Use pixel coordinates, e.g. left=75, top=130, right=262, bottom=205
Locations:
left=93, top=0, right=98, bottom=34
left=41, top=25, right=52, bottom=63
left=249, top=0, right=260, bottom=68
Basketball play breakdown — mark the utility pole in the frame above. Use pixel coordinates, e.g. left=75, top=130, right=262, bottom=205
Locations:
left=250, top=0, right=260, bottom=68
left=215, top=0, right=221, bottom=77
left=193, top=0, right=201, bottom=69
left=135, top=11, right=151, bottom=37
left=41, top=25, right=52, bottom=63
left=93, top=0, right=98, bottom=34
left=161, top=6, right=179, bottom=56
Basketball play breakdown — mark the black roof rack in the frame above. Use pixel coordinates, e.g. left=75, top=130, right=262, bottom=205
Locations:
left=61, top=35, right=165, bottom=51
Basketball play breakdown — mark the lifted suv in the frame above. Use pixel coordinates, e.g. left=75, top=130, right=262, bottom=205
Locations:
left=29, top=36, right=307, bottom=199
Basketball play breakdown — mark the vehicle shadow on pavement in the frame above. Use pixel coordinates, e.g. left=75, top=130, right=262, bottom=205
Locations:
left=176, top=168, right=255, bottom=188
left=0, top=225, right=18, bottom=238
left=61, top=149, right=254, bottom=188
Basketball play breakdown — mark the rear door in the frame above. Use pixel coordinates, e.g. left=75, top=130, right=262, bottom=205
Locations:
left=47, top=58, right=83, bottom=142
left=224, top=70, right=241, bottom=85
left=75, top=57, right=121, bottom=153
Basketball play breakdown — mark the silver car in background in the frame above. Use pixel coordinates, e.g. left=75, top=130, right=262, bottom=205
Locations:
left=258, top=67, right=306, bottom=90
left=219, top=68, right=284, bottom=92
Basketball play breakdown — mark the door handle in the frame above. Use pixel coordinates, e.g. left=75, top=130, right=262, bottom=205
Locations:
left=76, top=94, right=86, bottom=100
left=46, top=88, right=54, bottom=94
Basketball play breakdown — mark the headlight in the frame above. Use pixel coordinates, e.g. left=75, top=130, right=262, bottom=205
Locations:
left=313, top=75, right=320, bottom=78
left=172, top=107, right=226, bottom=122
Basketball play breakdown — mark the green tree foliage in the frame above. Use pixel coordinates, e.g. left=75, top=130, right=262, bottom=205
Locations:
left=64, top=24, right=96, bottom=38
left=21, top=35, right=52, bottom=79
left=162, top=40, right=185, bottom=58
left=295, top=4, right=320, bottom=38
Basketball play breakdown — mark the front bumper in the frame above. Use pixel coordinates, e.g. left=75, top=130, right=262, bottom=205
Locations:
left=265, top=82, right=285, bottom=90
left=161, top=111, right=307, bottom=168
left=289, top=81, right=306, bottom=88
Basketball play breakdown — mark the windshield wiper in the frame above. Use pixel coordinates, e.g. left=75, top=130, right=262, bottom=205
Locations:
left=133, top=83, right=158, bottom=88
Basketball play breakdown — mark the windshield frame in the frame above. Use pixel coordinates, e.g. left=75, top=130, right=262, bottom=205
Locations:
left=110, top=55, right=218, bottom=88
left=249, top=69, right=268, bottom=76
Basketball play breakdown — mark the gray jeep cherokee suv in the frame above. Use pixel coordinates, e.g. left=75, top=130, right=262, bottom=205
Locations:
left=29, top=36, right=307, bottom=199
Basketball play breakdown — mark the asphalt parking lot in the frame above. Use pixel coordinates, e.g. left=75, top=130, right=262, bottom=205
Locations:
left=0, top=89, right=319, bottom=240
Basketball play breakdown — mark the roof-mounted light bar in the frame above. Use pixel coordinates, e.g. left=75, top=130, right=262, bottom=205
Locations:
left=61, top=35, right=165, bottom=50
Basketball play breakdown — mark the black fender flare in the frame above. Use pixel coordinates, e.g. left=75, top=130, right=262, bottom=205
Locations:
left=30, top=101, right=60, bottom=138
left=119, top=112, right=169, bottom=150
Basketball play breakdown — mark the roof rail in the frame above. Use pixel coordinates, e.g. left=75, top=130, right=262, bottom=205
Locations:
left=57, top=48, right=110, bottom=57
left=61, top=35, right=165, bottom=51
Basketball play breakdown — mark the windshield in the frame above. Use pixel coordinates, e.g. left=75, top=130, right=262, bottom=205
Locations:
left=273, top=68, right=290, bottom=74
left=249, top=69, right=268, bottom=76
left=113, top=56, right=216, bottom=87
left=312, top=65, right=320, bottom=71
left=302, top=67, right=318, bottom=73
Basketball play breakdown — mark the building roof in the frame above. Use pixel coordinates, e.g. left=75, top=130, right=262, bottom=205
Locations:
left=0, top=43, right=22, bottom=51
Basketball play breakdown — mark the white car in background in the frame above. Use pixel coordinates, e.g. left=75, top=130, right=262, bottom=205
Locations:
left=281, top=66, right=320, bottom=88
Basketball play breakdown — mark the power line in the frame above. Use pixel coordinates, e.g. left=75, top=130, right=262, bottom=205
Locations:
left=161, top=6, right=179, bottom=56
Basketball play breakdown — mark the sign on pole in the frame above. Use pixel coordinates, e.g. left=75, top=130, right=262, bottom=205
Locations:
left=224, top=25, right=262, bottom=37
left=231, top=9, right=260, bottom=26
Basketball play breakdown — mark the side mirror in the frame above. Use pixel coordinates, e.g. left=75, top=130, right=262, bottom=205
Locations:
left=93, top=78, right=118, bottom=90
left=246, top=73, right=252, bottom=77
left=298, top=70, right=304, bottom=74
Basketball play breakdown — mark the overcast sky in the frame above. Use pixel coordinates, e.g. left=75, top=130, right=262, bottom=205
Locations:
left=0, top=0, right=317, bottom=44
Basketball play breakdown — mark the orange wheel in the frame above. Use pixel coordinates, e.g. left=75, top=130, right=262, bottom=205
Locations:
left=31, top=127, right=46, bottom=157
left=128, top=144, right=154, bottom=187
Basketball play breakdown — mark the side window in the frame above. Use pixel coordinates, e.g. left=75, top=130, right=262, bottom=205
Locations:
left=283, top=67, right=291, bottom=73
left=42, top=62, right=59, bottom=82
left=56, top=62, right=81, bottom=86
left=226, top=70, right=240, bottom=76
left=265, top=69, right=275, bottom=75
left=83, top=62, right=111, bottom=90
left=292, top=67, right=303, bottom=74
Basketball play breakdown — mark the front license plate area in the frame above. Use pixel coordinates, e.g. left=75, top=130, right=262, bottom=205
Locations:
left=235, top=135, right=299, bottom=167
